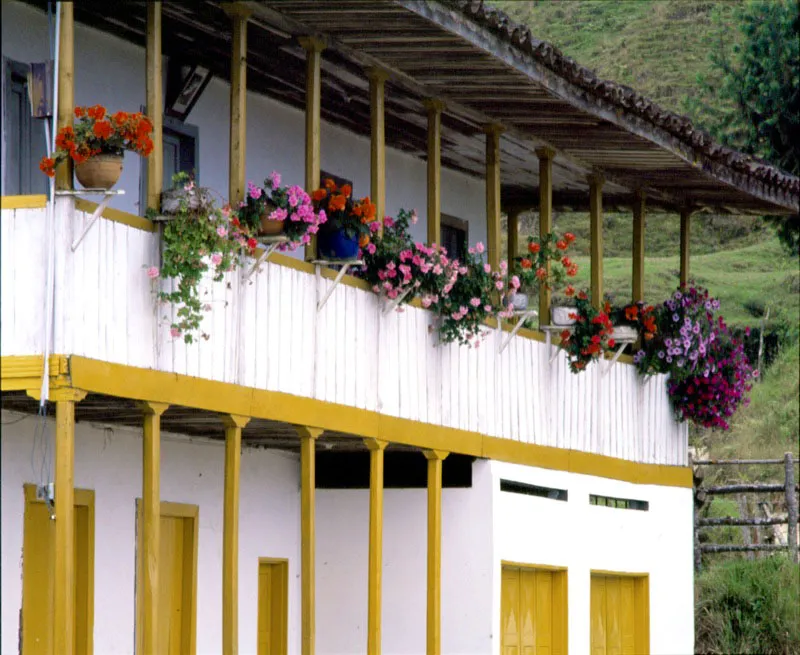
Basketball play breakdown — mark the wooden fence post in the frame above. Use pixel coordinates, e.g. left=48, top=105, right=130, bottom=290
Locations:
left=785, top=452, right=798, bottom=563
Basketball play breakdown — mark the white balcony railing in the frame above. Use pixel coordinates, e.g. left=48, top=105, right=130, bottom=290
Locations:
left=1, top=199, right=688, bottom=466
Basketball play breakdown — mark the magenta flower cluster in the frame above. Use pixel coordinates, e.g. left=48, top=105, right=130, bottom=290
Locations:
left=635, top=286, right=756, bottom=430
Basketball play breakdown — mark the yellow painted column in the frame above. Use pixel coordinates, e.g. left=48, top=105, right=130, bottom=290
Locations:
left=138, top=401, right=169, bottom=655
left=222, top=414, right=250, bottom=655
left=632, top=190, right=646, bottom=302
left=55, top=2, right=74, bottom=191
left=145, top=2, right=163, bottom=211
left=364, top=438, right=388, bottom=655
left=424, top=449, right=448, bottom=655
left=484, top=125, right=504, bottom=270
left=224, top=4, right=251, bottom=206
left=535, top=148, right=556, bottom=324
left=507, top=208, right=520, bottom=268
left=52, top=389, right=86, bottom=654
left=369, top=69, right=388, bottom=234
left=299, top=37, right=325, bottom=261
left=424, top=100, right=445, bottom=246
left=680, top=208, right=692, bottom=287
left=297, top=426, right=323, bottom=655
left=588, top=173, right=605, bottom=310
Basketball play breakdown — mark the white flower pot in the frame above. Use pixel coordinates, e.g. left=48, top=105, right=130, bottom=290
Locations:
left=503, top=292, right=529, bottom=311
left=612, top=325, right=638, bottom=341
left=551, top=306, right=576, bottom=326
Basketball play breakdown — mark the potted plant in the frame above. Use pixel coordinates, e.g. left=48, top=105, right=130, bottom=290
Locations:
left=148, top=173, right=256, bottom=344
left=512, top=231, right=578, bottom=321
left=238, top=172, right=326, bottom=251
left=610, top=301, right=658, bottom=342
left=558, top=292, right=616, bottom=372
left=633, top=286, right=756, bottom=430
left=311, top=178, right=372, bottom=260
left=39, top=105, right=154, bottom=189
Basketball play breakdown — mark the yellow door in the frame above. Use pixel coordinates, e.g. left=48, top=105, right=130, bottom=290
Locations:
left=136, top=501, right=198, bottom=655
left=501, top=565, right=567, bottom=655
left=257, top=559, right=288, bottom=655
left=590, top=574, right=649, bottom=655
left=22, top=485, right=95, bottom=655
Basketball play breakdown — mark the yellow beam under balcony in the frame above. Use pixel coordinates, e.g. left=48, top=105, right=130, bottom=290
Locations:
left=369, top=69, right=388, bottom=234
left=145, top=2, right=162, bottom=211
left=299, top=37, right=325, bottom=261
left=56, top=3, right=74, bottom=191
left=424, top=449, right=448, bottom=655
left=297, top=426, right=322, bottom=655
left=224, top=3, right=251, bottom=206
left=364, top=438, right=388, bottom=655
left=632, top=190, right=646, bottom=303
left=589, top=173, right=605, bottom=310
left=424, top=99, right=445, bottom=246
left=535, top=147, right=556, bottom=324
left=138, top=401, right=169, bottom=655
left=680, top=208, right=692, bottom=287
left=484, top=125, right=504, bottom=271
left=222, top=414, right=250, bottom=655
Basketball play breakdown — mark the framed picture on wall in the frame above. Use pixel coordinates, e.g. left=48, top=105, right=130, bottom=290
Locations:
left=166, top=64, right=212, bottom=121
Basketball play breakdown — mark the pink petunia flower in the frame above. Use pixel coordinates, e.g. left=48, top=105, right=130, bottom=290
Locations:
left=170, top=327, right=181, bottom=338
left=216, top=226, right=228, bottom=238
left=211, top=253, right=223, bottom=266
left=269, top=171, right=282, bottom=188
left=146, top=266, right=159, bottom=279
left=470, top=297, right=481, bottom=307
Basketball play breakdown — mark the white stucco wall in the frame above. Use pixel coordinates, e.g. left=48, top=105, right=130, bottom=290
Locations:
left=315, top=460, right=495, bottom=655
left=1, top=1, right=487, bottom=252
left=0, top=410, right=301, bottom=655
left=491, top=460, right=694, bottom=655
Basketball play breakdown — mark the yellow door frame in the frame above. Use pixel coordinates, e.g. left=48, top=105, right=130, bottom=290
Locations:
left=136, top=499, right=199, bottom=655
left=257, top=557, right=289, bottom=655
left=22, top=483, right=95, bottom=655
left=590, top=570, right=650, bottom=655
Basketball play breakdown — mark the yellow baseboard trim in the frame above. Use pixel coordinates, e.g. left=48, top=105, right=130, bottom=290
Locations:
left=51, top=355, right=689, bottom=488
left=1, top=355, right=69, bottom=391
left=1, top=195, right=48, bottom=209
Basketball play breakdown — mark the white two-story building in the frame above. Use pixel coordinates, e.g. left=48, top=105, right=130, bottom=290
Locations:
left=2, top=1, right=797, bottom=654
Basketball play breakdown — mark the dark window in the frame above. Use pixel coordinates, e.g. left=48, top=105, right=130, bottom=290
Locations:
left=441, top=214, right=468, bottom=262
left=590, top=494, right=649, bottom=511
left=140, top=115, right=198, bottom=213
left=3, top=59, right=48, bottom=195
left=320, top=170, right=353, bottom=192
left=500, top=479, right=568, bottom=501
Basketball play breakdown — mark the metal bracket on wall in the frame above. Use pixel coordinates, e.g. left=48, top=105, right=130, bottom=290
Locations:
left=542, top=325, right=572, bottom=364
left=244, top=235, right=289, bottom=281
left=382, top=286, right=414, bottom=315
left=497, top=309, right=538, bottom=354
left=63, top=189, right=126, bottom=252
left=601, top=337, right=637, bottom=377
left=313, top=259, right=364, bottom=312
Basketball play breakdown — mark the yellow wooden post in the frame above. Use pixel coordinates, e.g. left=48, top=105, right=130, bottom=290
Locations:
left=588, top=173, right=605, bottom=310
left=222, top=414, right=250, bottom=655
left=424, top=449, right=448, bottom=655
left=223, top=4, right=251, bottom=206
left=145, top=2, right=163, bottom=211
left=535, top=148, right=556, bottom=324
left=297, top=426, right=322, bottom=655
left=507, top=208, right=520, bottom=269
left=299, top=37, right=325, bottom=261
left=680, top=208, right=692, bottom=287
left=369, top=69, right=388, bottom=235
left=484, top=125, right=504, bottom=271
left=55, top=2, right=74, bottom=191
left=424, top=100, right=445, bottom=246
left=632, top=190, right=646, bottom=303
left=52, top=389, right=85, bottom=654
left=138, top=401, right=169, bottom=655
left=364, top=438, right=388, bottom=655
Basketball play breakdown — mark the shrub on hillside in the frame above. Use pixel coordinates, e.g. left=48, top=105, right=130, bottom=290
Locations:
left=695, top=555, right=800, bottom=654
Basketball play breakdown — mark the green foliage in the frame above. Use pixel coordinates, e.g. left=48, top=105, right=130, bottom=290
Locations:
left=686, top=0, right=800, bottom=255
left=695, top=555, right=800, bottom=654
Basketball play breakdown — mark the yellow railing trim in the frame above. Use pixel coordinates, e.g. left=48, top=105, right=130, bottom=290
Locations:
left=50, top=354, right=691, bottom=488
left=1, top=195, right=48, bottom=209
left=74, top=198, right=157, bottom=232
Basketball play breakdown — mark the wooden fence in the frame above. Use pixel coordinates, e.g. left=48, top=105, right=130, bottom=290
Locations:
left=692, top=453, right=799, bottom=571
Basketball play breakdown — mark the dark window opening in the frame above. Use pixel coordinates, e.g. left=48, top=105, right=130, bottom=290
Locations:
left=441, top=214, right=468, bottom=262
left=590, top=494, right=649, bottom=511
left=500, top=479, right=568, bottom=501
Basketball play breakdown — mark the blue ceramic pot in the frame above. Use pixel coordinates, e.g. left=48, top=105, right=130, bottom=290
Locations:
left=317, top=225, right=359, bottom=260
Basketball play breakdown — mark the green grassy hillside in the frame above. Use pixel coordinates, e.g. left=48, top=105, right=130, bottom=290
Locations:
left=490, top=0, right=737, bottom=114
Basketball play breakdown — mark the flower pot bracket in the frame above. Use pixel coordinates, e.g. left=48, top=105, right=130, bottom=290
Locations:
left=600, top=332, right=638, bottom=377
left=312, top=259, right=364, bottom=312
left=60, top=189, right=126, bottom=252
left=541, top=325, right=572, bottom=364
left=382, top=286, right=414, bottom=315
left=243, top=235, right=290, bottom=281
left=498, top=309, right=539, bottom=354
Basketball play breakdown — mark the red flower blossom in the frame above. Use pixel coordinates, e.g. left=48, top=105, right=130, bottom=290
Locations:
left=556, top=240, right=567, bottom=250
left=247, top=237, right=258, bottom=250
left=92, top=120, right=113, bottom=140
left=564, top=232, right=576, bottom=244
left=527, top=242, right=540, bottom=254
left=565, top=285, right=575, bottom=297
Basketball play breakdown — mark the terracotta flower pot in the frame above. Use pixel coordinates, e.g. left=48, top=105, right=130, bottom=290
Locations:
left=75, top=153, right=123, bottom=190
left=258, top=213, right=286, bottom=236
